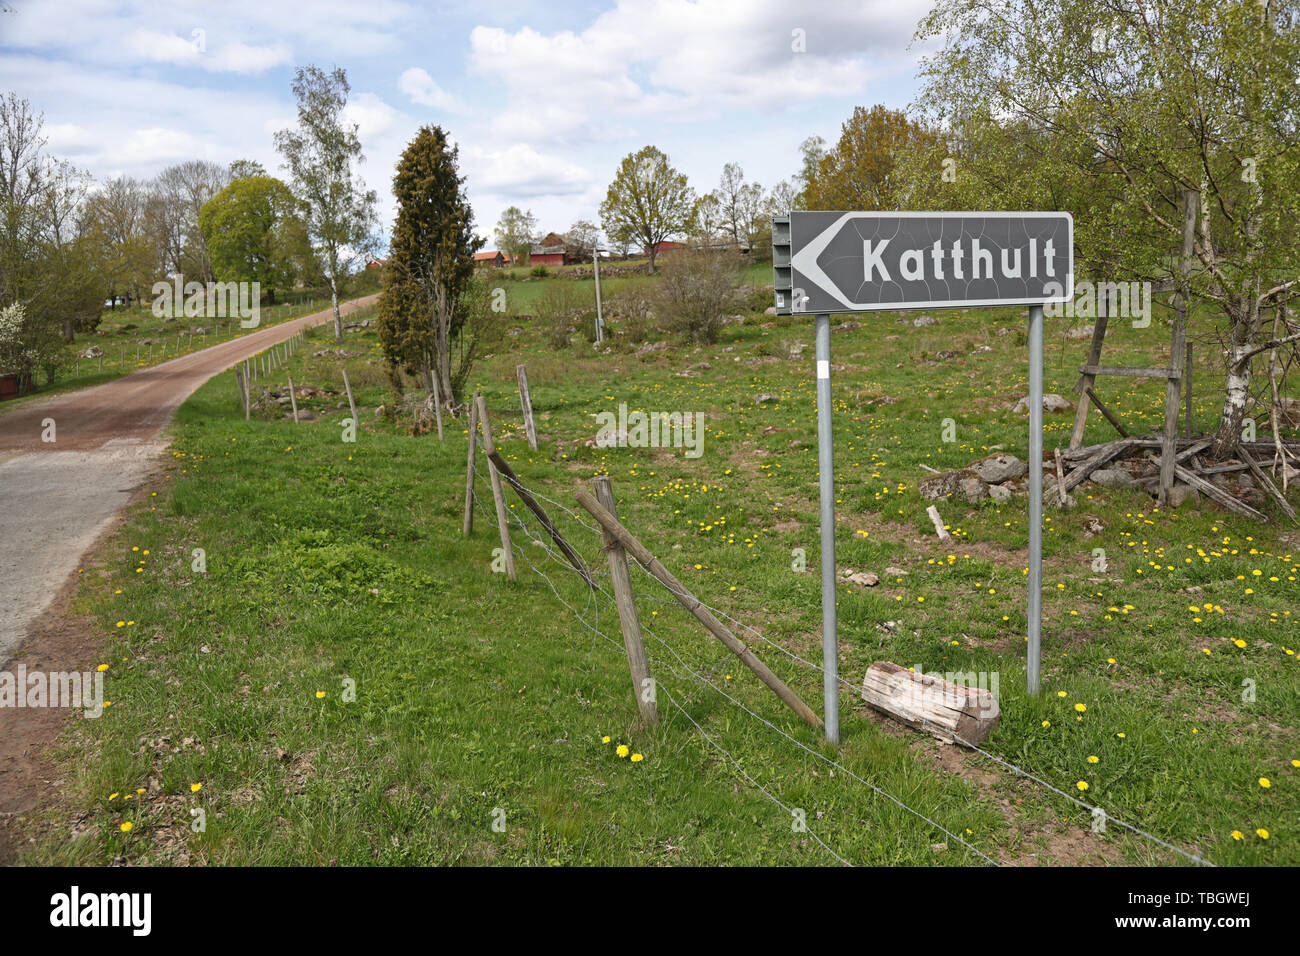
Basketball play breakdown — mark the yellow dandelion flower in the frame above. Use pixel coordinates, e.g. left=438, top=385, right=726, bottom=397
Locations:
left=1231, top=830, right=1243, bottom=841
left=1259, top=777, right=1271, bottom=789
left=1076, top=781, right=1089, bottom=791
left=1087, top=755, right=1099, bottom=764
left=630, top=753, right=644, bottom=763
left=190, top=783, right=202, bottom=793
left=1074, top=703, right=1086, bottom=712
left=1057, top=691, right=1068, bottom=698
left=1256, top=828, right=1269, bottom=840
left=120, top=821, right=133, bottom=832
left=601, top=735, right=610, bottom=744
left=1042, top=720, right=1051, bottom=728
left=314, top=691, right=325, bottom=699
left=616, top=745, right=630, bottom=758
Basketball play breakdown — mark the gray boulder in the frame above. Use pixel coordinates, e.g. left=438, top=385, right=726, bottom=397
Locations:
left=1091, top=468, right=1137, bottom=489
left=971, top=453, right=1027, bottom=484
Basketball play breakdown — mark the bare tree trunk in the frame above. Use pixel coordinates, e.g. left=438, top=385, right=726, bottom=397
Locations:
left=1211, top=293, right=1264, bottom=459
left=330, top=274, right=342, bottom=341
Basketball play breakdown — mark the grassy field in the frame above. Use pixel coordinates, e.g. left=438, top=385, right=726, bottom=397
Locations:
left=23, top=271, right=1299, bottom=866
left=3, top=285, right=371, bottom=410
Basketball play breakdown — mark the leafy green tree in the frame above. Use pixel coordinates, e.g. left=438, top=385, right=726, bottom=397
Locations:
left=493, top=206, right=537, bottom=265
left=0, top=93, right=99, bottom=386
left=793, top=136, right=825, bottom=209
left=804, top=105, right=939, bottom=211
left=915, top=0, right=1300, bottom=457
left=229, top=159, right=267, bottom=181
left=377, top=125, right=489, bottom=404
left=599, top=146, right=694, bottom=271
left=199, top=175, right=311, bottom=304
left=275, top=65, right=378, bottom=340
left=83, top=175, right=153, bottom=307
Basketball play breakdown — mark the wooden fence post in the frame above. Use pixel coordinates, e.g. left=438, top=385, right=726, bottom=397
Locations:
left=476, top=393, right=516, bottom=581
left=488, top=448, right=595, bottom=589
left=576, top=490, right=823, bottom=729
left=592, top=477, right=657, bottom=725
left=517, top=364, right=538, bottom=451
left=287, top=372, right=299, bottom=423
left=463, top=392, right=479, bottom=536
left=342, top=366, right=358, bottom=425
left=234, top=364, right=249, bottom=419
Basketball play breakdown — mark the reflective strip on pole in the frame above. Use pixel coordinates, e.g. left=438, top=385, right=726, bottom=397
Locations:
left=815, top=313, right=839, bottom=744
left=1028, top=304, right=1044, bottom=696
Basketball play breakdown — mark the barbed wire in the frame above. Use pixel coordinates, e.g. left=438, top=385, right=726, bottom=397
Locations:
left=466, top=468, right=853, bottom=863
left=469, top=451, right=993, bottom=864
left=470, top=439, right=1214, bottom=865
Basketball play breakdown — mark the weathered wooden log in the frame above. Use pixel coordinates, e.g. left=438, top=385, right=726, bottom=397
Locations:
left=1172, top=463, right=1266, bottom=520
left=1083, top=387, right=1129, bottom=438
left=860, top=662, right=1000, bottom=746
left=1242, top=453, right=1298, bottom=524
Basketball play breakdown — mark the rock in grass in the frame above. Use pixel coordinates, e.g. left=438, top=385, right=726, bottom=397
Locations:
left=1091, top=468, right=1136, bottom=488
left=970, top=453, right=1027, bottom=484
left=1011, top=393, right=1073, bottom=414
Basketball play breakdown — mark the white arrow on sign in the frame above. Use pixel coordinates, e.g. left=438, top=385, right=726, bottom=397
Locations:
left=790, top=212, right=856, bottom=312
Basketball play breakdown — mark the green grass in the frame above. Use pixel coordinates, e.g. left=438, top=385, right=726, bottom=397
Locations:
left=25, top=275, right=1299, bottom=866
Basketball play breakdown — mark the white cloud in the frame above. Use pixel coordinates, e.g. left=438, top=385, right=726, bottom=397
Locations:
left=465, top=0, right=931, bottom=145
left=124, top=29, right=291, bottom=74
left=464, top=143, right=592, bottom=199
left=344, top=92, right=402, bottom=142
left=397, top=68, right=466, bottom=113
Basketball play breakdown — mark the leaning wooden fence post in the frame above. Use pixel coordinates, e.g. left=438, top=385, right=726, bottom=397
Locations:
left=476, top=393, right=516, bottom=581
left=576, top=490, right=822, bottom=730
left=489, top=447, right=595, bottom=589
left=592, top=477, right=657, bottom=725
left=430, top=373, right=445, bottom=440
left=286, top=372, right=299, bottom=423
left=463, top=393, right=479, bottom=536
left=341, top=366, right=357, bottom=425
left=517, top=364, right=538, bottom=451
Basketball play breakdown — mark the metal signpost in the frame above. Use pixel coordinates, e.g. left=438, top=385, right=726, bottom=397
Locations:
left=593, top=250, right=605, bottom=344
left=772, top=212, right=1073, bottom=741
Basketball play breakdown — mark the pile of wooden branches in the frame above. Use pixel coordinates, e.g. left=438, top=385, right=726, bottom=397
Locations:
left=1049, top=436, right=1300, bottom=523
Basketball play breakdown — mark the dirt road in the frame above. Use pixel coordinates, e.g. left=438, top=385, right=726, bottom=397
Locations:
left=0, top=295, right=378, bottom=659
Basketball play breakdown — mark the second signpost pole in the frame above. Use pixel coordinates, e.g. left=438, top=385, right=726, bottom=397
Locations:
left=815, top=313, right=839, bottom=745
left=1028, top=304, right=1044, bottom=697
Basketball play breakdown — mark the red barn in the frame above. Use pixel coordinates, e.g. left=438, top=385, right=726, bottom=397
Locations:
left=529, top=232, right=569, bottom=267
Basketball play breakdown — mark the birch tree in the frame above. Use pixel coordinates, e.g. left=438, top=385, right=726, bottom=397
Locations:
left=275, top=65, right=378, bottom=340
left=914, top=0, right=1300, bottom=458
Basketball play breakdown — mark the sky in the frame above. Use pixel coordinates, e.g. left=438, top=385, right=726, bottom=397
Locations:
left=0, top=0, right=938, bottom=250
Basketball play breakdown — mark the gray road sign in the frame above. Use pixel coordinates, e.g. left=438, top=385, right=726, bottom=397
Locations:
left=773, top=211, right=1073, bottom=314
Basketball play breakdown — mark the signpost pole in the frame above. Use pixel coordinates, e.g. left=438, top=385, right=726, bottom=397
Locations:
left=814, top=312, right=839, bottom=745
left=1027, top=304, right=1044, bottom=696
left=593, top=250, right=604, bottom=344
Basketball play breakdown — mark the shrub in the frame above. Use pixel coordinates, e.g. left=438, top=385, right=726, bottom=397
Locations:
left=530, top=265, right=549, bottom=278
left=652, top=249, right=739, bottom=345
